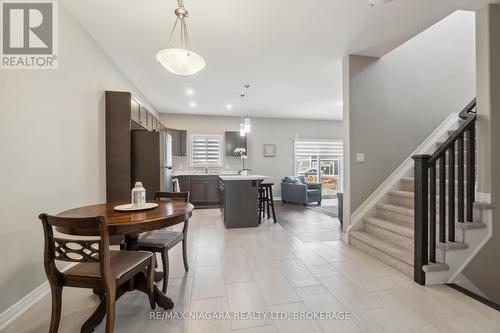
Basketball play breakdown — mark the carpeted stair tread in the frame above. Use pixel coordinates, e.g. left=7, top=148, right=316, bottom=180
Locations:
left=350, top=230, right=413, bottom=265
left=363, top=217, right=413, bottom=238
left=376, top=203, right=414, bottom=217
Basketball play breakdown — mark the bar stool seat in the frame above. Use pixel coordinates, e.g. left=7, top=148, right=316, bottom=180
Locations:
left=259, top=183, right=277, bottom=223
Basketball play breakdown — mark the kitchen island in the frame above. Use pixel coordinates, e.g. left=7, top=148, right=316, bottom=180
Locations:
left=218, top=175, right=268, bottom=228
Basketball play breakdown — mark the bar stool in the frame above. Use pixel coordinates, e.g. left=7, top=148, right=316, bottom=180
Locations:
left=259, top=183, right=277, bottom=223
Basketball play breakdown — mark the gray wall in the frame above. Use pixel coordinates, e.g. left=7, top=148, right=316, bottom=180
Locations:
left=159, top=114, right=343, bottom=197
left=462, top=4, right=500, bottom=304
left=346, top=11, right=476, bottom=213
left=0, top=6, right=156, bottom=313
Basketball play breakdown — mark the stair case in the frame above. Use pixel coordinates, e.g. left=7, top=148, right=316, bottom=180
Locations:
left=347, top=99, right=493, bottom=285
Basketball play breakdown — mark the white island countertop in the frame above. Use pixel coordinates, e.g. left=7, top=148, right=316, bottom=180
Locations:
left=218, top=175, right=269, bottom=181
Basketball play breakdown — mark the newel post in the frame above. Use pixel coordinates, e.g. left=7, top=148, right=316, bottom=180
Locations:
left=412, top=154, right=430, bottom=285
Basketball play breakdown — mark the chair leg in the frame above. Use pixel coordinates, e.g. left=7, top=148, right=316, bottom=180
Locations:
left=147, top=257, right=156, bottom=309
left=269, top=189, right=277, bottom=223
left=48, top=284, right=63, bottom=333
left=104, top=285, right=116, bottom=333
left=161, top=250, right=169, bottom=294
left=182, top=237, right=189, bottom=272
left=266, top=188, right=271, bottom=219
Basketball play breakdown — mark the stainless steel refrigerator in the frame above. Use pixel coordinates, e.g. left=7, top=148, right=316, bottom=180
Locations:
left=131, top=130, right=172, bottom=200
left=160, top=131, right=173, bottom=192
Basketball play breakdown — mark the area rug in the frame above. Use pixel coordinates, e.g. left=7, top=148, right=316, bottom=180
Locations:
left=307, top=204, right=338, bottom=217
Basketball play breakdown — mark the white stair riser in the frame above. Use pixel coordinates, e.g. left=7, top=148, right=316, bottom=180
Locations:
left=349, top=237, right=413, bottom=277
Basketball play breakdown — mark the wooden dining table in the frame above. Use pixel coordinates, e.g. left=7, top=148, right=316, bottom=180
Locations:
left=57, top=200, right=194, bottom=333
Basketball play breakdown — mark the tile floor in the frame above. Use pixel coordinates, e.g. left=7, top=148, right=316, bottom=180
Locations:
left=4, top=204, right=500, bottom=333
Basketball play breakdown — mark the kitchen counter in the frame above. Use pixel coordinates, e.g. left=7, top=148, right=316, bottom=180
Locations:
left=173, top=171, right=239, bottom=176
left=218, top=175, right=268, bottom=181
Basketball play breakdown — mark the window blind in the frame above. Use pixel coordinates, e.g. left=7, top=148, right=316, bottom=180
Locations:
left=294, top=139, right=343, bottom=157
left=190, top=135, right=223, bottom=167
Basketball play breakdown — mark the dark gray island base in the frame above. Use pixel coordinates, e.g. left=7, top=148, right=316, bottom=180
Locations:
left=218, top=175, right=267, bottom=228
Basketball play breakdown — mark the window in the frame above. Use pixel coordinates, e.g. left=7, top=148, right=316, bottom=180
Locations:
left=190, top=134, right=223, bottom=167
left=294, top=139, right=344, bottom=197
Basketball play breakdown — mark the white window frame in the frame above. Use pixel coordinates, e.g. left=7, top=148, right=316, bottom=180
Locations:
left=190, top=134, right=223, bottom=168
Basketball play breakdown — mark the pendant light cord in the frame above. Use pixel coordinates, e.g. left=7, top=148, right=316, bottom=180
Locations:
left=165, top=0, right=191, bottom=50
left=165, top=18, right=179, bottom=48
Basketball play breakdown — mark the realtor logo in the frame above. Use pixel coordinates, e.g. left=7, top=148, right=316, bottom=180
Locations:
left=1, top=0, right=58, bottom=69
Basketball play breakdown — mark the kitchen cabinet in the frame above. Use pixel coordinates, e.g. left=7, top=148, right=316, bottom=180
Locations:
left=168, top=128, right=188, bottom=156
left=190, top=179, right=206, bottom=203
left=206, top=179, right=219, bottom=202
left=179, top=130, right=187, bottom=156
left=138, top=106, right=147, bottom=127
left=105, top=91, right=167, bottom=202
left=131, top=98, right=140, bottom=124
left=174, top=175, right=220, bottom=205
left=141, top=107, right=153, bottom=131
left=225, top=131, right=247, bottom=156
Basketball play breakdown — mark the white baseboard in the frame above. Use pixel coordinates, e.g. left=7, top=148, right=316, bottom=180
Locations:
left=0, top=281, right=50, bottom=330
left=0, top=263, right=76, bottom=330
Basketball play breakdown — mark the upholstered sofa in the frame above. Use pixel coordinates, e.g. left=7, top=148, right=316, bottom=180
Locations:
left=281, top=176, right=322, bottom=205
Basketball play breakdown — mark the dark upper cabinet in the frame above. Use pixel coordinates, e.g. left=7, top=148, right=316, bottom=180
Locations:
left=142, top=107, right=153, bottom=131
left=225, top=131, right=247, bottom=156
left=179, top=130, right=187, bottom=156
left=130, top=98, right=140, bottom=124
left=138, top=106, right=147, bottom=127
left=168, top=128, right=187, bottom=156
left=168, top=129, right=180, bottom=156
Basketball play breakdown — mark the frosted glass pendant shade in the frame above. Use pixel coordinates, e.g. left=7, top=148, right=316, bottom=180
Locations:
left=244, top=118, right=251, bottom=133
left=239, top=123, right=246, bottom=137
left=156, top=48, right=206, bottom=76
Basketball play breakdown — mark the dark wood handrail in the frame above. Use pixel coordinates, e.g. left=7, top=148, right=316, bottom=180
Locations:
left=429, top=99, right=476, bottom=163
left=412, top=98, right=476, bottom=285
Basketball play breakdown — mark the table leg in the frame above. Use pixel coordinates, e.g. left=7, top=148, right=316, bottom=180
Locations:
left=81, top=286, right=127, bottom=333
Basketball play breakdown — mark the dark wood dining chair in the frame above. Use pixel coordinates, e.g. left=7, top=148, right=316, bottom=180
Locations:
left=39, top=214, right=156, bottom=333
left=137, top=191, right=190, bottom=293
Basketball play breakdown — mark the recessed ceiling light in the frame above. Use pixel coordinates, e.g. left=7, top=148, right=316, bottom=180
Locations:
left=189, top=102, right=197, bottom=108
left=226, top=104, right=233, bottom=110
left=186, top=88, right=194, bottom=95
left=366, top=0, right=395, bottom=7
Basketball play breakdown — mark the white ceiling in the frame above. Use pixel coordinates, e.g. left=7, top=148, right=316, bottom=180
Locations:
left=62, top=0, right=492, bottom=120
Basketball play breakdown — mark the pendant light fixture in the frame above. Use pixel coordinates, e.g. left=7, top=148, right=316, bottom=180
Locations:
left=239, top=92, right=246, bottom=137
left=156, top=0, right=206, bottom=76
left=240, top=84, right=251, bottom=136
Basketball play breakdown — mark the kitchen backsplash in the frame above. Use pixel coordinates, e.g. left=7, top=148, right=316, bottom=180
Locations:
left=172, top=156, right=250, bottom=172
